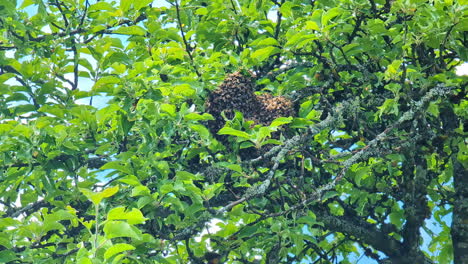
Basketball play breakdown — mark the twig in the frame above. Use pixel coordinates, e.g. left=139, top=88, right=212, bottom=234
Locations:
left=10, top=200, right=49, bottom=218
left=54, top=0, right=79, bottom=90
left=55, top=0, right=69, bottom=28
left=79, top=0, right=90, bottom=27
left=71, top=39, right=79, bottom=90
left=173, top=0, right=201, bottom=77
left=328, top=40, right=352, bottom=65
left=230, top=0, right=238, bottom=14
left=273, top=0, right=285, bottom=40
left=347, top=13, right=365, bottom=43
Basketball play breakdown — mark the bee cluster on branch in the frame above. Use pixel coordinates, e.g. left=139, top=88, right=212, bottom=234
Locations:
left=205, top=72, right=295, bottom=143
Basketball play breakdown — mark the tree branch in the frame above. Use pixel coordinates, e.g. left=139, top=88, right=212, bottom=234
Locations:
left=9, top=200, right=49, bottom=218
left=173, top=0, right=201, bottom=77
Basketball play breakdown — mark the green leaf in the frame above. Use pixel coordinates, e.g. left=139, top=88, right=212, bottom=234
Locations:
left=437, top=238, right=453, bottom=263
left=305, top=21, right=320, bottom=30
left=134, top=0, right=152, bottom=10
left=251, top=46, right=280, bottom=62
left=190, top=124, right=210, bottom=139
left=255, top=126, right=273, bottom=144
left=176, top=171, right=201, bottom=181
left=131, top=185, right=151, bottom=197
left=322, top=7, right=341, bottom=26
left=225, top=164, right=243, bottom=173
left=310, top=9, right=323, bottom=28
left=322, top=191, right=338, bottom=200
left=184, top=113, right=214, bottom=121
left=218, top=127, right=251, bottom=139
left=80, top=188, right=101, bottom=205
left=119, top=175, right=142, bottom=186
left=160, top=103, right=176, bottom=116
left=195, top=7, right=208, bottom=15
left=280, top=1, right=294, bottom=18
left=88, top=2, right=115, bottom=12
left=173, top=84, right=195, bottom=97
left=0, top=250, right=17, bottom=263
left=297, top=215, right=317, bottom=225
left=389, top=207, right=404, bottom=228
left=385, top=60, right=403, bottom=79
left=89, top=25, right=107, bottom=34
left=252, top=37, right=279, bottom=46
left=427, top=102, right=439, bottom=117
left=107, top=207, right=148, bottom=225
left=80, top=186, right=119, bottom=205
left=0, top=234, right=12, bottom=249
left=101, top=161, right=133, bottom=175
left=102, top=186, right=120, bottom=198
left=120, top=0, right=133, bottom=12
left=77, top=257, right=92, bottom=264
left=237, top=225, right=259, bottom=238
left=20, top=0, right=34, bottom=9
left=12, top=104, right=35, bottom=115
left=104, top=243, right=136, bottom=260
left=93, top=76, right=120, bottom=92
left=353, top=166, right=370, bottom=186
left=263, top=139, right=282, bottom=145
left=0, top=0, right=16, bottom=15
left=240, top=141, right=256, bottom=149
left=271, top=222, right=282, bottom=233
left=376, top=98, right=399, bottom=120
left=270, top=116, right=293, bottom=127
left=114, top=26, right=146, bottom=36
left=343, top=43, right=364, bottom=56
left=49, top=210, right=75, bottom=221
left=103, top=221, right=142, bottom=239
left=328, top=202, right=344, bottom=216
left=5, top=93, right=29, bottom=103
left=285, top=33, right=317, bottom=48
left=160, top=183, right=174, bottom=195
left=137, top=196, right=152, bottom=208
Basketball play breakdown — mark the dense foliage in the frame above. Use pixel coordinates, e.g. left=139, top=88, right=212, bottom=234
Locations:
left=0, top=0, right=467, bottom=263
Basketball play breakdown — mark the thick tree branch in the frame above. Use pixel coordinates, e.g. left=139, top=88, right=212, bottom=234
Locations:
left=212, top=84, right=454, bottom=262
left=220, top=101, right=355, bottom=214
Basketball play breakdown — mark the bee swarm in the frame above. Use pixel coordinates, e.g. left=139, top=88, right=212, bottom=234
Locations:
left=205, top=72, right=295, bottom=142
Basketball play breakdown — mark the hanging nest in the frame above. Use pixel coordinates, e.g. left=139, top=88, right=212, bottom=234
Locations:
left=205, top=72, right=295, bottom=155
